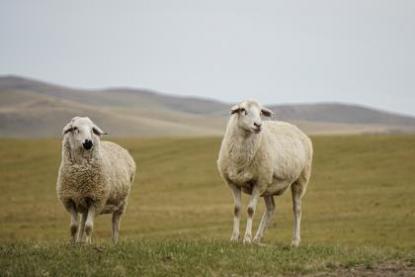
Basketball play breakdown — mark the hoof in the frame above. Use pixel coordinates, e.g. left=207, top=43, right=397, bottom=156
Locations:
left=252, top=237, right=262, bottom=244
left=243, top=235, right=252, bottom=244
left=112, top=237, right=119, bottom=244
left=85, top=236, right=92, bottom=244
left=291, top=240, right=300, bottom=248
left=230, top=233, right=239, bottom=242
left=75, top=236, right=85, bottom=243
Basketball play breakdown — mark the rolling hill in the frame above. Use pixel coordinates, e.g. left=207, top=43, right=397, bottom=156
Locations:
left=0, top=75, right=414, bottom=137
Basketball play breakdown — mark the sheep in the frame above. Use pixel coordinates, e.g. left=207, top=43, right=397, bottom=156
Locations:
left=217, top=99, right=313, bottom=246
left=56, top=116, right=136, bottom=244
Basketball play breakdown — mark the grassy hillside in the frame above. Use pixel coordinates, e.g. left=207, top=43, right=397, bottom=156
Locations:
left=2, top=75, right=415, bottom=137
left=0, top=89, right=226, bottom=138
left=1, top=135, right=415, bottom=275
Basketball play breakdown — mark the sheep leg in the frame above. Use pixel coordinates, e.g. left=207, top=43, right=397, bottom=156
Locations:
left=84, top=205, right=96, bottom=244
left=112, top=209, right=123, bottom=244
left=64, top=201, right=78, bottom=243
left=291, top=182, right=304, bottom=247
left=243, top=186, right=260, bottom=244
left=76, top=212, right=87, bottom=243
left=69, top=209, right=78, bottom=243
left=229, top=183, right=242, bottom=242
left=253, top=195, right=275, bottom=243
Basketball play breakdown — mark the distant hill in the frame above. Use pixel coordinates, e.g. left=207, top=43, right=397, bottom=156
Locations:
left=270, top=103, right=415, bottom=126
left=0, top=75, right=414, bottom=137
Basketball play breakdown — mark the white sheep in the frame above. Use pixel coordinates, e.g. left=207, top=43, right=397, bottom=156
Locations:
left=217, top=99, right=313, bottom=246
left=56, top=116, right=136, bottom=244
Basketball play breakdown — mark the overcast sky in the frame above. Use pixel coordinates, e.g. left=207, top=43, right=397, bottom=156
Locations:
left=1, top=0, right=414, bottom=115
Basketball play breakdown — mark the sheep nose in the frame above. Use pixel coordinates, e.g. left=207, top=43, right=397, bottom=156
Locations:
left=254, top=122, right=262, bottom=128
left=83, top=139, right=93, bottom=150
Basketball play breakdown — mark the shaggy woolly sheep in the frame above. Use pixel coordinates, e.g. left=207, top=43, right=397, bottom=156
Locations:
left=56, top=116, right=136, bottom=243
left=217, top=100, right=313, bottom=246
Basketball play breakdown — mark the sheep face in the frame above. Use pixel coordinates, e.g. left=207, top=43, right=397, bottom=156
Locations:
left=231, top=100, right=273, bottom=134
left=62, top=117, right=106, bottom=152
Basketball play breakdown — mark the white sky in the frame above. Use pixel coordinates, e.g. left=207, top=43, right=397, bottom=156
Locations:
left=1, top=0, right=414, bottom=115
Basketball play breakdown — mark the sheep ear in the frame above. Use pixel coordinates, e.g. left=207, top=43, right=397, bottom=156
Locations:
left=92, top=124, right=107, bottom=136
left=62, top=122, right=73, bottom=135
left=261, top=107, right=273, bottom=117
left=230, top=105, right=241, bottom=115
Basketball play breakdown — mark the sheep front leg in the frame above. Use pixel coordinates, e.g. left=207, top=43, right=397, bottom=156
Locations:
left=243, top=186, right=260, bottom=244
left=69, top=210, right=78, bottom=243
left=64, top=201, right=78, bottom=243
left=253, top=195, right=275, bottom=243
left=84, top=205, right=96, bottom=244
left=229, top=183, right=242, bottom=242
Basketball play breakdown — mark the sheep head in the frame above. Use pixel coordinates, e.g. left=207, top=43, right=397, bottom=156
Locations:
left=230, top=99, right=273, bottom=134
left=62, top=116, right=106, bottom=152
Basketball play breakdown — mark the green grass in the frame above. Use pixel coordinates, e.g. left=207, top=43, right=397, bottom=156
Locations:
left=1, top=241, right=413, bottom=277
left=0, top=135, right=415, bottom=275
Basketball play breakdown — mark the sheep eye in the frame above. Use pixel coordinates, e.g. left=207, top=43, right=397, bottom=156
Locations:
left=72, top=127, right=78, bottom=133
left=240, top=108, right=247, bottom=115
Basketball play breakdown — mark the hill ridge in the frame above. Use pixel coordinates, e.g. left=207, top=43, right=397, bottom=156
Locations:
left=0, top=75, right=414, bottom=137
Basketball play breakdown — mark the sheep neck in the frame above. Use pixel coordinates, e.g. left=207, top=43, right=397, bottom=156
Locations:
left=226, top=118, right=262, bottom=168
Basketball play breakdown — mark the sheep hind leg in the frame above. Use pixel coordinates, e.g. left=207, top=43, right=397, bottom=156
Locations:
left=253, top=195, right=275, bottom=243
left=76, top=212, right=87, bottom=243
left=291, top=165, right=311, bottom=248
left=291, top=177, right=308, bottom=247
left=112, top=207, right=124, bottom=244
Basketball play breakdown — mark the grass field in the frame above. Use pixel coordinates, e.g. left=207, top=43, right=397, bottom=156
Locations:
left=1, top=135, right=415, bottom=276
